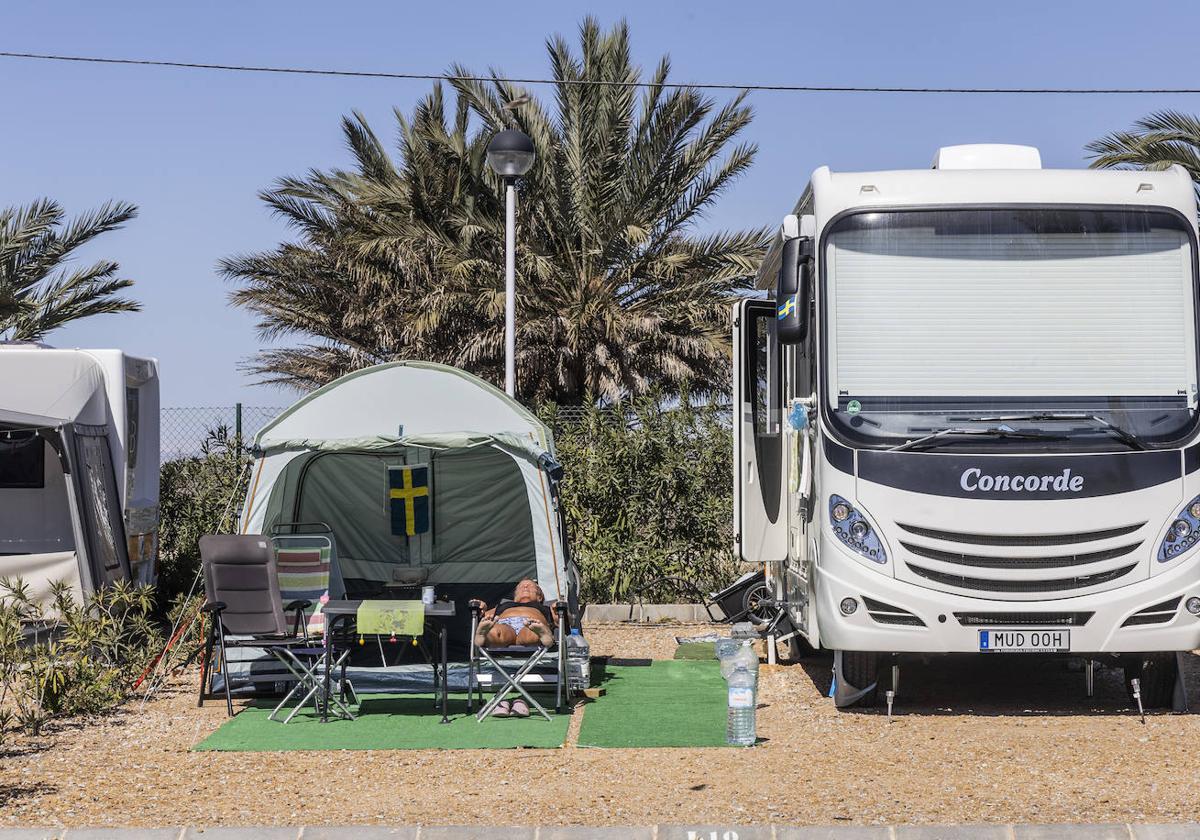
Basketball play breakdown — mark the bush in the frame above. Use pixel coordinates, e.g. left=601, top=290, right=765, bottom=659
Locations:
left=546, top=396, right=738, bottom=604
left=157, top=427, right=253, bottom=603
left=0, top=578, right=164, bottom=738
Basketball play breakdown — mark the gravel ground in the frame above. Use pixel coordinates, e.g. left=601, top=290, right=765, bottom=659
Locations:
left=2, top=621, right=1199, bottom=828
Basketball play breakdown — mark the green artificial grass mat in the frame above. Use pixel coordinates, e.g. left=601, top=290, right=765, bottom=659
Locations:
left=577, top=659, right=729, bottom=748
left=673, top=641, right=717, bottom=660
left=194, top=693, right=569, bottom=752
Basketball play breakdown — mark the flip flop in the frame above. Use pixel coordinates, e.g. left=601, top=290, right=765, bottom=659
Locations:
left=510, top=699, right=530, bottom=718
left=492, top=700, right=511, bottom=717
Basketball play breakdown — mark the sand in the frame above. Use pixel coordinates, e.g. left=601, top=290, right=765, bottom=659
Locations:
left=2, top=621, right=1198, bottom=828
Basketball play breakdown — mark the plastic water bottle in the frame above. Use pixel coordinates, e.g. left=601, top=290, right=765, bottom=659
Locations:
left=716, top=637, right=740, bottom=678
left=731, top=640, right=759, bottom=685
left=726, top=664, right=756, bottom=746
left=566, top=628, right=591, bottom=691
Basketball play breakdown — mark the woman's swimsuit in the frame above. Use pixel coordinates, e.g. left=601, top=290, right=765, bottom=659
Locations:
left=491, top=599, right=555, bottom=637
left=496, top=615, right=534, bottom=635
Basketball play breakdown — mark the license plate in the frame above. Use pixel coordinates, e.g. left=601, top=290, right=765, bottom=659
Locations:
left=978, top=629, right=1069, bottom=652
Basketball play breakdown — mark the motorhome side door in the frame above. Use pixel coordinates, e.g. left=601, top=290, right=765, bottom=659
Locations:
left=733, top=299, right=787, bottom=564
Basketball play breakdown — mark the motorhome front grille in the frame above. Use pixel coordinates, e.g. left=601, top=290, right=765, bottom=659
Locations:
left=906, top=562, right=1137, bottom=593
left=954, top=611, right=1093, bottom=627
left=862, top=596, right=925, bottom=627
left=895, top=522, right=1145, bottom=547
left=900, top=541, right=1142, bottom=570
left=1121, top=597, right=1182, bottom=627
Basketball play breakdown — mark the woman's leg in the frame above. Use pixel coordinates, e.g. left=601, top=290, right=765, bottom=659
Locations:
left=516, top=620, right=555, bottom=647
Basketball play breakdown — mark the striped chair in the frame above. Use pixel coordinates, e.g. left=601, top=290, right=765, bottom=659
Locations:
left=273, top=527, right=345, bottom=639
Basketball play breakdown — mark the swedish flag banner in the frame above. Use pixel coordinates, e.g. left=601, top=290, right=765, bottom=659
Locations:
left=388, top=465, right=430, bottom=536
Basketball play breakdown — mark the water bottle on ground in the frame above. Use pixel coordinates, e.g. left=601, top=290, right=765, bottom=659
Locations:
left=726, top=664, right=756, bottom=746
left=566, top=628, right=591, bottom=691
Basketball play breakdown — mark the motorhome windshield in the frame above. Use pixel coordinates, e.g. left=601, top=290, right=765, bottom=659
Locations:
left=823, top=208, right=1199, bottom=451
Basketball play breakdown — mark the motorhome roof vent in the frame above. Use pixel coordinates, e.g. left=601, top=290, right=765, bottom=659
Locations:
left=931, top=144, right=1042, bottom=170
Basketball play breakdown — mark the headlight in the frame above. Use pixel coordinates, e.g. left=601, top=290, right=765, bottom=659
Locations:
left=1158, top=494, right=1200, bottom=561
left=829, top=494, right=887, bottom=564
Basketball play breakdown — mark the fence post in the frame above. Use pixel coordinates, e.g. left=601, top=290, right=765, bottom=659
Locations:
left=235, top=403, right=243, bottom=457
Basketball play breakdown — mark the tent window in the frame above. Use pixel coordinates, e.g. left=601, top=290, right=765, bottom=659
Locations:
left=0, top=432, right=44, bottom=489
left=295, top=452, right=412, bottom=584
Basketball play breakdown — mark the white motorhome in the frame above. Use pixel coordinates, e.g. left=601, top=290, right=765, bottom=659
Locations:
left=0, top=345, right=160, bottom=608
left=734, top=144, right=1200, bottom=708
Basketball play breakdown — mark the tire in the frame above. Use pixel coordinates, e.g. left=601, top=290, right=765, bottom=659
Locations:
left=1123, top=653, right=1178, bottom=709
left=840, top=650, right=883, bottom=708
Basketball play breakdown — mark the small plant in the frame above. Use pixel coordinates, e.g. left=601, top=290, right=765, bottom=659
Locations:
left=0, top=577, right=164, bottom=740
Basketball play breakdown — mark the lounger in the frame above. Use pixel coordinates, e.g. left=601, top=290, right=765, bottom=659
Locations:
left=467, top=599, right=569, bottom=721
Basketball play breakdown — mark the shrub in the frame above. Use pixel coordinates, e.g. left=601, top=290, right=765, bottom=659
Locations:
left=0, top=578, right=163, bottom=739
left=157, top=426, right=253, bottom=603
left=546, top=396, right=738, bottom=604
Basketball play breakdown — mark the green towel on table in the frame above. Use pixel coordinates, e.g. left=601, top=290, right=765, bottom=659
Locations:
left=357, top=600, right=425, bottom=636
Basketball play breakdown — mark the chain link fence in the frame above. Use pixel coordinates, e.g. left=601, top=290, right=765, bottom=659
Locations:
left=160, top=402, right=732, bottom=459
left=160, top=405, right=284, bottom=459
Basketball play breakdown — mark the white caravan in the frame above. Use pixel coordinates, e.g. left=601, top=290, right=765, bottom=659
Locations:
left=734, top=145, right=1200, bottom=708
left=0, top=345, right=160, bottom=608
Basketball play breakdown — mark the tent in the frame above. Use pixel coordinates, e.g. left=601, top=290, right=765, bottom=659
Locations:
left=240, top=362, right=579, bottom=635
left=0, top=345, right=160, bottom=608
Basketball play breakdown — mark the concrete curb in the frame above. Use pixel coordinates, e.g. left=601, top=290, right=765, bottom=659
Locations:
left=2, top=825, right=1197, bottom=839
left=582, top=603, right=712, bottom=623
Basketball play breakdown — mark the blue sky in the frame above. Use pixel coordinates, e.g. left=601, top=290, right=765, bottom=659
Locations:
left=3, top=0, right=1199, bottom=407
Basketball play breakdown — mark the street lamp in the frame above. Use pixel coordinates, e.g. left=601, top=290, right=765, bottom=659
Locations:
left=486, top=128, right=536, bottom=398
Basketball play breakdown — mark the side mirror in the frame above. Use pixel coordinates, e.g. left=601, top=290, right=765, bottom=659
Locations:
left=776, top=236, right=812, bottom=345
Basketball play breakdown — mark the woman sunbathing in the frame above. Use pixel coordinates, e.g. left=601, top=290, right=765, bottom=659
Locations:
left=472, top=579, right=557, bottom=649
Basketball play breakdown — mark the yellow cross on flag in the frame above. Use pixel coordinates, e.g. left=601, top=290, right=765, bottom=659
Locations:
left=388, top=465, right=430, bottom=536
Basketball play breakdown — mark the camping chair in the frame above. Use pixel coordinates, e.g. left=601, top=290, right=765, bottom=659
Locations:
left=467, top=599, right=569, bottom=721
left=197, top=534, right=353, bottom=721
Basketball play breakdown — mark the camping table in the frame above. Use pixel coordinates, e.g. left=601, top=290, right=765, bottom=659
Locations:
left=320, top=599, right=456, bottom=724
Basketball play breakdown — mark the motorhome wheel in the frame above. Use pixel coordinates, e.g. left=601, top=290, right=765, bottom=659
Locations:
left=840, top=650, right=883, bottom=708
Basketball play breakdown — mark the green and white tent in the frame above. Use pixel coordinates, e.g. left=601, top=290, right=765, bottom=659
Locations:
left=240, top=362, right=577, bottom=612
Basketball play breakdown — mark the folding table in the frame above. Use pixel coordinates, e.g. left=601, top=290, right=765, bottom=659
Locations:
left=320, top=599, right=457, bottom=723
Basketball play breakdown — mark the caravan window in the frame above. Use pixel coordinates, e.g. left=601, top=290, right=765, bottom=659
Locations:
left=0, top=432, right=44, bottom=489
left=125, top=387, right=139, bottom=469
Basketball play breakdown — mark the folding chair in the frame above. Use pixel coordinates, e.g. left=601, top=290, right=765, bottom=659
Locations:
left=467, top=600, right=569, bottom=722
left=196, top=534, right=353, bottom=721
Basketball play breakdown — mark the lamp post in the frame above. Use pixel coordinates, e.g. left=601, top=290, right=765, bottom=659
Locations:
left=486, top=129, right=536, bottom=398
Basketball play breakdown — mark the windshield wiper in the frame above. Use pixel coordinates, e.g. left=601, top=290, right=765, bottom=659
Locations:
left=890, top=424, right=1064, bottom=452
left=966, top=413, right=1146, bottom=451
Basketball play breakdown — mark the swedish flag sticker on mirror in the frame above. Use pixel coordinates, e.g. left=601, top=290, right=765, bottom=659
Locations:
left=389, top=465, right=430, bottom=536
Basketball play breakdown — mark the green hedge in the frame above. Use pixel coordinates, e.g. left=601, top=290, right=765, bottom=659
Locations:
left=544, top=398, right=737, bottom=604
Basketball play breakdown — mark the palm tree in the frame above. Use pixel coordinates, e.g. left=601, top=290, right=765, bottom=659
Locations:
left=0, top=199, right=140, bottom=342
left=1086, top=110, right=1200, bottom=188
left=223, top=18, right=767, bottom=404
